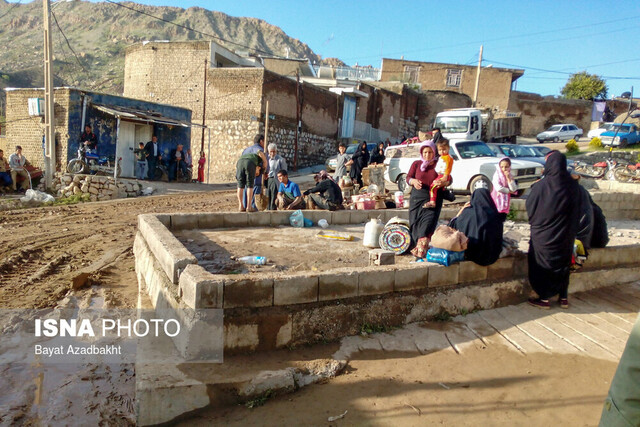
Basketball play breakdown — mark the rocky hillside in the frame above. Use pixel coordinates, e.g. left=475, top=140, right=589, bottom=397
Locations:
left=0, top=0, right=328, bottom=98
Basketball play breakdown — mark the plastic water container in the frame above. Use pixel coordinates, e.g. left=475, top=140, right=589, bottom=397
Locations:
left=394, top=191, right=404, bottom=208
left=237, top=256, right=267, bottom=265
left=363, top=218, right=384, bottom=248
left=318, top=219, right=329, bottom=229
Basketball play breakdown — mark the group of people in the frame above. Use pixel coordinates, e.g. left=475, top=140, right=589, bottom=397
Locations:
left=80, top=125, right=204, bottom=182
left=407, top=138, right=606, bottom=309
left=235, top=134, right=345, bottom=213
left=0, top=146, right=32, bottom=193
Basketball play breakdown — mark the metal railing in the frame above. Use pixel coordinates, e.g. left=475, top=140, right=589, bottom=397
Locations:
left=313, top=65, right=381, bottom=81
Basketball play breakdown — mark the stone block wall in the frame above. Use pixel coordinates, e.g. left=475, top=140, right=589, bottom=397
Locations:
left=44, top=173, right=142, bottom=201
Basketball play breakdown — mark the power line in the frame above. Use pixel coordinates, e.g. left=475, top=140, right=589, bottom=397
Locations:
left=51, top=9, right=88, bottom=73
left=484, top=58, right=640, bottom=80
left=104, top=0, right=288, bottom=60
left=0, top=0, right=20, bottom=22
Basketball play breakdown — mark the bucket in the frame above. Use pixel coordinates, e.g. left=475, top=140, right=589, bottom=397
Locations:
left=394, top=191, right=404, bottom=207
left=363, top=218, right=384, bottom=248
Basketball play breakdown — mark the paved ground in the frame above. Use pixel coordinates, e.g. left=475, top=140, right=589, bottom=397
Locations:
left=190, top=282, right=640, bottom=426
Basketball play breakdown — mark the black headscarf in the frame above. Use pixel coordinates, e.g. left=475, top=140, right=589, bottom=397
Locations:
left=526, top=151, right=581, bottom=299
left=349, top=141, right=370, bottom=179
left=449, top=188, right=503, bottom=266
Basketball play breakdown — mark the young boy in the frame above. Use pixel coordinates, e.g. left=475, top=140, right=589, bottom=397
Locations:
left=424, top=139, right=454, bottom=208
left=333, top=142, right=350, bottom=181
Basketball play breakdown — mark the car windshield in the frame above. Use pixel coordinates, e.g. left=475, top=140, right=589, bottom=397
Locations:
left=455, top=141, right=495, bottom=159
left=493, top=144, right=537, bottom=158
left=611, top=124, right=632, bottom=133
left=434, top=116, right=469, bottom=133
left=536, top=146, right=551, bottom=156
left=546, top=125, right=562, bottom=132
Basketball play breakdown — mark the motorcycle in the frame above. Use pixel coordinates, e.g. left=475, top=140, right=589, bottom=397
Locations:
left=574, top=157, right=626, bottom=180
left=67, top=145, right=121, bottom=177
left=153, top=158, right=193, bottom=182
left=613, top=163, right=640, bottom=182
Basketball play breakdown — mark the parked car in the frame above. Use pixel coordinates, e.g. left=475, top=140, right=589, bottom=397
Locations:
left=487, top=143, right=575, bottom=171
left=536, top=124, right=583, bottom=143
left=600, top=123, right=640, bottom=148
left=325, top=142, right=377, bottom=171
left=587, top=122, right=614, bottom=139
left=384, top=140, right=542, bottom=194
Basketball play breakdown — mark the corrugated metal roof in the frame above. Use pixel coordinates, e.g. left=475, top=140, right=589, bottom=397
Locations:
left=93, top=104, right=204, bottom=128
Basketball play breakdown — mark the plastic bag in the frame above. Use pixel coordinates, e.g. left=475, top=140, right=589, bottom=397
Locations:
left=426, top=247, right=465, bottom=267
left=431, top=225, right=468, bottom=252
left=20, top=189, right=55, bottom=204
left=289, top=209, right=304, bottom=227
left=303, top=218, right=313, bottom=227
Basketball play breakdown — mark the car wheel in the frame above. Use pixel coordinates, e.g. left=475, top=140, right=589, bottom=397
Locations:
left=469, top=175, right=492, bottom=192
left=553, top=137, right=559, bottom=143
left=396, top=173, right=407, bottom=193
left=619, top=139, right=628, bottom=148
left=574, top=135, right=580, bottom=141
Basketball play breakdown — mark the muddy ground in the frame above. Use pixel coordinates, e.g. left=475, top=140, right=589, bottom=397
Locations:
left=0, top=185, right=639, bottom=425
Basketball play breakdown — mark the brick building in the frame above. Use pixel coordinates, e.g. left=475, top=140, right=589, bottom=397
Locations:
left=124, top=41, right=419, bottom=181
left=3, top=87, right=192, bottom=178
left=380, top=58, right=523, bottom=111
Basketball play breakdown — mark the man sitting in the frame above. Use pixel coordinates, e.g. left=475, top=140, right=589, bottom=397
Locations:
left=169, top=144, right=187, bottom=181
left=9, top=146, right=30, bottom=192
left=276, top=169, right=305, bottom=210
left=303, top=170, right=344, bottom=211
left=0, top=149, right=13, bottom=191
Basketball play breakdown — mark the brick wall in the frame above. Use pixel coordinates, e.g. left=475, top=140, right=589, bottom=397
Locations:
left=381, top=58, right=519, bottom=111
left=5, top=88, right=72, bottom=171
left=510, top=91, right=592, bottom=136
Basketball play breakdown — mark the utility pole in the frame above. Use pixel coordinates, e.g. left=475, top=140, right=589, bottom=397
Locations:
left=43, top=0, right=55, bottom=190
left=294, top=70, right=300, bottom=171
left=472, top=45, right=483, bottom=108
left=200, top=58, right=207, bottom=155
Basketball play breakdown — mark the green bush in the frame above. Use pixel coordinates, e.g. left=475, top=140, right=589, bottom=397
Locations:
left=589, top=137, right=602, bottom=148
left=565, top=139, right=579, bottom=154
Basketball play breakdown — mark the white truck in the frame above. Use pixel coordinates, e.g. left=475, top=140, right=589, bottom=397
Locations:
left=434, top=108, right=521, bottom=144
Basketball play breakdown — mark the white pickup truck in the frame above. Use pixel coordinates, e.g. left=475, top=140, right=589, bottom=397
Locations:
left=384, top=140, right=542, bottom=194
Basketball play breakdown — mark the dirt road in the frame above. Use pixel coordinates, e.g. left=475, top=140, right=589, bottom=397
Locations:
left=0, top=189, right=237, bottom=309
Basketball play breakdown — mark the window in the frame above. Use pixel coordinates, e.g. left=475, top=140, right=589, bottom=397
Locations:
left=403, top=66, right=420, bottom=84
left=446, top=69, right=462, bottom=87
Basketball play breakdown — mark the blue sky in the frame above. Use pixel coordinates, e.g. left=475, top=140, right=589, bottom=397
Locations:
left=10, top=0, right=640, bottom=97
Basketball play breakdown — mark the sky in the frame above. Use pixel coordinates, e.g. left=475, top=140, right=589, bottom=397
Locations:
left=9, top=0, right=640, bottom=98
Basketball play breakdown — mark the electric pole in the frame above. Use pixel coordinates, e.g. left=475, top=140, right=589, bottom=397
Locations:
left=473, top=45, right=483, bottom=108
left=43, top=0, right=55, bottom=190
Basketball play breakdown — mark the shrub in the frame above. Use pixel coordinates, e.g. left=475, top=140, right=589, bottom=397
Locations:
left=565, top=139, right=579, bottom=154
left=589, top=137, right=602, bottom=148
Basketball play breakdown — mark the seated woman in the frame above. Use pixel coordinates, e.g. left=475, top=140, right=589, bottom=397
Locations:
left=407, top=140, right=450, bottom=258
left=449, top=184, right=504, bottom=266
left=303, top=170, right=343, bottom=211
left=369, top=142, right=385, bottom=165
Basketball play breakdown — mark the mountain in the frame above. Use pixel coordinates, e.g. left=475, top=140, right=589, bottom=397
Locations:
left=0, top=0, right=329, bottom=100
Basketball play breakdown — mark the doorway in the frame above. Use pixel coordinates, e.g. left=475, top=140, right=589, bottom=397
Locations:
left=117, top=122, right=152, bottom=178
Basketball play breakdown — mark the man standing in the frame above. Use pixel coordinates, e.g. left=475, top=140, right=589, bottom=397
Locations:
left=0, top=149, right=12, bottom=190
left=266, top=143, right=287, bottom=210
left=276, top=169, right=305, bottom=210
left=242, top=134, right=267, bottom=210
left=9, top=146, right=30, bottom=192
left=169, top=144, right=187, bottom=181
left=79, top=124, right=97, bottom=152
left=144, top=136, right=161, bottom=180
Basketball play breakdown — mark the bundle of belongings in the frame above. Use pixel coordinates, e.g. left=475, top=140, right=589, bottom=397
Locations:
left=425, top=225, right=468, bottom=266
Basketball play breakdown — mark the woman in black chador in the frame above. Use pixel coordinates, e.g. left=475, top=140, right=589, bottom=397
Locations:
left=526, top=151, right=580, bottom=309
left=348, top=141, right=369, bottom=187
left=449, top=186, right=503, bottom=266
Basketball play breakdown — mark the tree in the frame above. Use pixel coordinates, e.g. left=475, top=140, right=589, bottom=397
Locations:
left=561, top=71, right=608, bottom=100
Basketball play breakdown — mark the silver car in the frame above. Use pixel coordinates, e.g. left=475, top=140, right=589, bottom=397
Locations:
left=536, top=124, right=583, bottom=143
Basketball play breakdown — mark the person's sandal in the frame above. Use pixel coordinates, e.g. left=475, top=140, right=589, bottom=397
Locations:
left=528, top=298, right=550, bottom=310
left=559, top=298, right=569, bottom=309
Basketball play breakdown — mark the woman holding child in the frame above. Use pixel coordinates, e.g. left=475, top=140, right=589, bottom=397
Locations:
left=406, top=140, right=450, bottom=258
